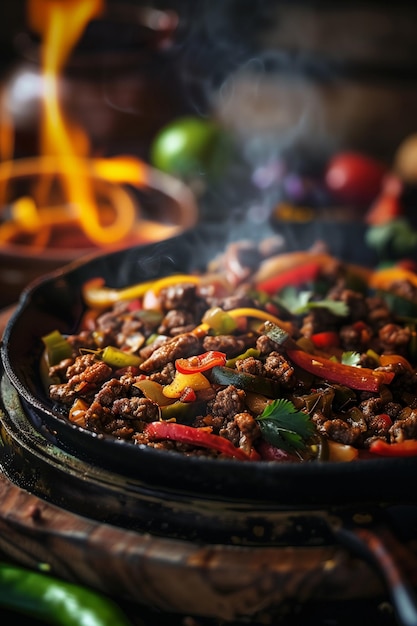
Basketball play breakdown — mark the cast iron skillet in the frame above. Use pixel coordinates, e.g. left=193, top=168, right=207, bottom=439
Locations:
left=2, top=223, right=417, bottom=625
left=1, top=222, right=417, bottom=506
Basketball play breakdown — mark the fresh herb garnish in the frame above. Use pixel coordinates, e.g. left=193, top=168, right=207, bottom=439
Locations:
left=276, top=287, right=349, bottom=317
left=341, top=351, right=361, bottom=366
left=256, top=398, right=314, bottom=454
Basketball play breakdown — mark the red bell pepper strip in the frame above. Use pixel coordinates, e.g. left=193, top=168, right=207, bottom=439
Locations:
left=255, top=261, right=322, bottom=295
left=144, top=421, right=256, bottom=461
left=286, top=349, right=395, bottom=392
left=175, top=351, right=227, bottom=374
left=368, top=439, right=417, bottom=457
left=310, top=331, right=340, bottom=350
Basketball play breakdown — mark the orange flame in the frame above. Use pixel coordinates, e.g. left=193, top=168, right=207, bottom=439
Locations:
left=29, top=0, right=139, bottom=245
left=0, top=0, right=196, bottom=250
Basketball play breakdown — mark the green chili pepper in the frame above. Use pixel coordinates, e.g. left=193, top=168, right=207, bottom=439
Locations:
left=99, top=346, right=143, bottom=368
left=226, top=348, right=260, bottom=368
left=210, top=366, right=281, bottom=397
left=41, top=330, right=73, bottom=366
left=0, top=562, right=133, bottom=626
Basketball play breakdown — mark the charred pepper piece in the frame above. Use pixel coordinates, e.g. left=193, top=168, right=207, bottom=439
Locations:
left=210, top=365, right=281, bottom=397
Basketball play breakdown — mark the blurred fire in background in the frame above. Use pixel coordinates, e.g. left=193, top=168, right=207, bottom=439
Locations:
left=0, top=0, right=198, bottom=306
left=1, top=1, right=417, bottom=307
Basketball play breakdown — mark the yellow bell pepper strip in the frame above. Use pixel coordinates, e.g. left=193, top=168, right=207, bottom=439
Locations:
left=175, top=351, right=227, bottom=374
left=226, top=307, right=294, bottom=334
left=69, top=398, right=89, bottom=427
left=369, top=266, right=417, bottom=291
left=210, top=366, right=281, bottom=397
left=82, top=274, right=201, bottom=309
left=144, top=421, right=257, bottom=460
left=379, top=353, right=413, bottom=371
left=286, top=349, right=395, bottom=392
left=368, top=438, right=417, bottom=457
left=327, top=440, right=359, bottom=462
left=255, top=260, right=323, bottom=295
left=134, top=379, right=175, bottom=406
left=163, top=371, right=211, bottom=398
left=42, top=330, right=73, bottom=366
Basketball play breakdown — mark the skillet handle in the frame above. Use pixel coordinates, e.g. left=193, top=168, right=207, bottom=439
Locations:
left=335, top=517, right=417, bottom=626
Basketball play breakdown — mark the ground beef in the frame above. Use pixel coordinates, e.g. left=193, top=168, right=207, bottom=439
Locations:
left=300, top=307, right=343, bottom=338
left=43, top=240, right=417, bottom=462
left=158, top=309, right=199, bottom=336
left=112, top=396, right=159, bottom=422
left=208, top=385, right=247, bottom=422
left=263, top=352, right=296, bottom=388
left=203, top=334, right=255, bottom=358
left=313, top=413, right=362, bottom=446
left=377, top=323, right=411, bottom=355
left=389, top=408, right=417, bottom=442
left=49, top=356, right=113, bottom=405
left=140, top=333, right=202, bottom=373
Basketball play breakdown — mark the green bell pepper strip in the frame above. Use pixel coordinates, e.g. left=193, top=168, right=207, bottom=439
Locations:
left=42, top=330, right=73, bottom=366
left=226, top=348, right=260, bottom=368
left=0, top=562, right=133, bottom=626
left=210, top=365, right=281, bottom=397
left=145, top=421, right=258, bottom=460
left=201, top=306, right=237, bottom=334
left=160, top=400, right=207, bottom=421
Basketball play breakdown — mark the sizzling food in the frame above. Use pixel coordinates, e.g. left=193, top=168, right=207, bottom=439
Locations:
left=41, top=238, right=417, bottom=463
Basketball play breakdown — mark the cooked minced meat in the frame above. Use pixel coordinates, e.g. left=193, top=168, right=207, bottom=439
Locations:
left=43, top=240, right=417, bottom=463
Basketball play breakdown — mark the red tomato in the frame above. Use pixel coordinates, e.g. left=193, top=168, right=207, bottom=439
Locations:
left=325, top=152, right=387, bottom=207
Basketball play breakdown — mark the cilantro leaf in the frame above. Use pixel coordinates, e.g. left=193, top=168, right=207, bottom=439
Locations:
left=366, top=219, right=417, bottom=256
left=341, top=351, right=361, bottom=366
left=276, top=288, right=349, bottom=317
left=256, top=398, right=314, bottom=453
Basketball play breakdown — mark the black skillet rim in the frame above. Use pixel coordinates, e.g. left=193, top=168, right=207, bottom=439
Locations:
left=2, top=224, right=417, bottom=507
